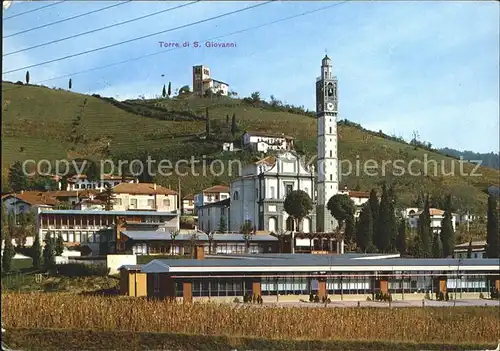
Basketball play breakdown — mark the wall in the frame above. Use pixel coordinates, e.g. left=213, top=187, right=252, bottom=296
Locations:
left=107, top=254, right=137, bottom=275
left=114, top=194, right=177, bottom=212
left=198, top=205, right=229, bottom=232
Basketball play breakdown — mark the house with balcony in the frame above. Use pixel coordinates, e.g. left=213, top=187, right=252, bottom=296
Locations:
left=242, top=131, right=294, bottom=153
left=112, top=183, right=178, bottom=213
left=182, top=194, right=195, bottom=215
left=193, top=185, right=230, bottom=211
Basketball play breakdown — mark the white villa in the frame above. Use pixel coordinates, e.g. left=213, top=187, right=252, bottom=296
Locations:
left=229, top=151, right=316, bottom=233
left=65, top=174, right=138, bottom=191
left=242, top=131, right=294, bottom=153
left=406, top=207, right=457, bottom=233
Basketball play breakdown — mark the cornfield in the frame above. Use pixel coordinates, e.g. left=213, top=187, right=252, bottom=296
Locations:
left=2, top=293, right=499, bottom=344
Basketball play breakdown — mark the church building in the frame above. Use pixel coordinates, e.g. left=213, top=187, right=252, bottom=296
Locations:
left=229, top=151, right=316, bottom=233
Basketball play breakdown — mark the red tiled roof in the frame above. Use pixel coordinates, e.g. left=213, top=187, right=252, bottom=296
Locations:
left=113, top=183, right=177, bottom=195
left=183, top=194, right=195, bottom=200
left=2, top=191, right=58, bottom=206
left=348, top=191, right=370, bottom=198
left=203, top=185, right=229, bottom=193
left=245, top=130, right=294, bottom=140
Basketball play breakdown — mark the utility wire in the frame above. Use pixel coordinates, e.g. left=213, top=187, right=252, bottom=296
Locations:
left=2, top=1, right=274, bottom=75
left=3, top=1, right=132, bottom=38
left=2, top=1, right=347, bottom=93
left=4, top=1, right=200, bottom=57
left=3, top=0, right=65, bottom=20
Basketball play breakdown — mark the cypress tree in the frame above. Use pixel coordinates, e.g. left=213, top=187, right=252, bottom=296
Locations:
left=418, top=195, right=432, bottom=257
left=368, top=188, right=379, bottom=244
left=356, top=202, right=373, bottom=252
left=231, top=113, right=236, bottom=136
left=8, top=161, right=28, bottom=192
left=55, top=233, right=64, bottom=256
left=32, top=233, right=42, bottom=270
left=25, top=70, right=30, bottom=84
left=376, top=184, right=391, bottom=252
left=162, top=84, right=166, bottom=98
left=486, top=194, right=499, bottom=258
left=396, top=218, right=407, bottom=255
left=2, top=229, right=16, bottom=272
left=43, top=232, right=55, bottom=269
left=440, top=194, right=455, bottom=257
left=345, top=214, right=356, bottom=247
left=388, top=185, right=398, bottom=252
left=69, top=78, right=72, bottom=90
left=205, top=107, right=210, bottom=136
left=432, top=233, right=443, bottom=258
left=167, top=82, right=172, bottom=97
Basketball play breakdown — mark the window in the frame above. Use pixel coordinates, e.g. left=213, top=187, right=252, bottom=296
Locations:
left=130, top=199, right=138, bottom=209
left=75, top=184, right=79, bottom=189
left=163, top=198, right=171, bottom=207
left=87, top=184, right=92, bottom=189
left=153, top=274, right=160, bottom=293
left=304, top=187, right=308, bottom=195
left=147, top=199, right=155, bottom=208
left=233, top=191, right=239, bottom=200
left=285, top=184, right=293, bottom=195
left=329, top=150, right=332, bottom=157
left=329, top=127, right=332, bottom=134
left=330, top=174, right=333, bottom=181
left=115, top=198, right=122, bottom=206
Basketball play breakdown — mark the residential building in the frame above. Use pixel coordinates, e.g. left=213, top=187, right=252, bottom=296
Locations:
left=242, top=131, right=294, bottom=153
left=407, top=208, right=457, bottom=234
left=2, top=191, right=57, bottom=215
left=192, top=65, right=229, bottom=96
left=111, top=183, right=178, bottom=213
left=65, top=174, right=138, bottom=191
left=222, top=142, right=234, bottom=152
left=339, top=189, right=370, bottom=217
left=194, top=185, right=230, bottom=209
left=198, top=198, right=230, bottom=233
left=182, top=194, right=195, bottom=215
left=453, top=240, right=487, bottom=259
left=229, top=151, right=316, bottom=234
left=37, top=209, right=179, bottom=255
left=47, top=190, right=97, bottom=206
left=120, top=254, right=500, bottom=302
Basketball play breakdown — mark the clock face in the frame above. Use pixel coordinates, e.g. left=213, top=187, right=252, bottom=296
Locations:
left=327, top=103, right=334, bottom=111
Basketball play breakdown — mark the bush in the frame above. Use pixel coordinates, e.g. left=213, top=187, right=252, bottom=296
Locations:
left=445, top=292, right=450, bottom=301
left=479, top=292, right=484, bottom=299
left=56, top=263, right=109, bottom=277
left=309, top=293, right=314, bottom=302
left=233, top=297, right=240, bottom=303
left=314, top=294, right=320, bottom=303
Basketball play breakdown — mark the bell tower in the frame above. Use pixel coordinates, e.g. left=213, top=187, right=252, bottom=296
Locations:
left=316, top=54, right=339, bottom=233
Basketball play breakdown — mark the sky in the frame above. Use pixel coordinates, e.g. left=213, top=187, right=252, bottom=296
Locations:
left=2, top=0, right=499, bottom=153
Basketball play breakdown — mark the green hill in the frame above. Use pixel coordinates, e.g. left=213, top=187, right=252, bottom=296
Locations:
left=2, top=81, right=498, bottom=217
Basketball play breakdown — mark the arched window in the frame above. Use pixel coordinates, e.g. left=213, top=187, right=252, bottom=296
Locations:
left=233, top=191, right=239, bottom=200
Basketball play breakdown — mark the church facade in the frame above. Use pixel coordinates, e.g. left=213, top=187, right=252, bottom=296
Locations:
left=229, top=151, right=316, bottom=233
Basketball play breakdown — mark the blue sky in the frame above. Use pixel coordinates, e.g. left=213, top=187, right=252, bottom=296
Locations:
left=2, top=0, right=499, bottom=153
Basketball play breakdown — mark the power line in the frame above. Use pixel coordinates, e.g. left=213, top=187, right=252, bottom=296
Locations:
left=3, top=1, right=132, bottom=39
left=2, top=1, right=347, bottom=93
left=2, top=1, right=275, bottom=75
left=4, top=1, right=200, bottom=57
left=3, top=1, right=65, bottom=20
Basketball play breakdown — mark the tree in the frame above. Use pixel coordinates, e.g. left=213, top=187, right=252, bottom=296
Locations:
left=32, top=232, right=42, bottom=270
left=387, top=185, right=398, bottom=251
left=2, top=229, right=16, bottom=273
left=69, top=78, right=72, bottom=90
left=1, top=203, right=7, bottom=240
left=103, top=184, right=116, bottom=211
left=14, top=212, right=28, bottom=247
left=162, top=84, right=166, bottom=98
left=355, top=203, right=373, bottom=252
left=396, top=218, right=407, bottom=255
left=170, top=229, right=179, bottom=255
left=284, top=190, right=313, bottom=233
left=249, top=91, right=261, bottom=106
left=189, top=233, right=198, bottom=258
left=231, top=113, right=237, bottom=137
left=178, top=85, right=190, bottom=95
left=43, top=232, right=55, bottom=268
left=440, top=194, right=455, bottom=258
left=486, top=194, right=499, bottom=258
left=167, top=82, right=172, bottom=97
left=8, top=161, right=28, bottom=192
left=25, top=70, right=30, bottom=84
left=218, top=215, right=227, bottom=233
left=55, top=233, right=64, bottom=256
left=432, top=233, right=443, bottom=258
left=226, top=114, right=229, bottom=126
left=241, top=220, right=254, bottom=253
left=205, top=107, right=210, bottom=136
left=466, top=239, right=473, bottom=258
left=374, top=184, right=394, bottom=252
left=85, top=160, right=101, bottom=182
left=327, top=194, right=356, bottom=233
left=418, top=196, right=432, bottom=257
left=368, top=188, right=379, bottom=240
left=344, top=215, right=356, bottom=248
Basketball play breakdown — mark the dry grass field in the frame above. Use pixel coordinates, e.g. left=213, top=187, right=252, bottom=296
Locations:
left=2, top=293, right=499, bottom=346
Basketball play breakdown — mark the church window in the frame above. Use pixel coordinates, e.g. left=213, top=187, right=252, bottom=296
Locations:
left=233, top=191, right=239, bottom=200
left=329, top=127, right=332, bottom=134
left=285, top=184, right=293, bottom=195
left=330, top=174, right=333, bottom=181
left=270, top=186, right=275, bottom=198
left=329, top=150, right=332, bottom=157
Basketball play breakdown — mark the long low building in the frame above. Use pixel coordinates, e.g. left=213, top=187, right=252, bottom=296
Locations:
left=120, top=253, right=500, bottom=302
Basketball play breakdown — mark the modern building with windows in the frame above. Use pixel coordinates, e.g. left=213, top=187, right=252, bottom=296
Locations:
left=229, top=151, right=316, bottom=233
left=120, top=253, right=500, bottom=302
left=197, top=198, right=230, bottom=233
